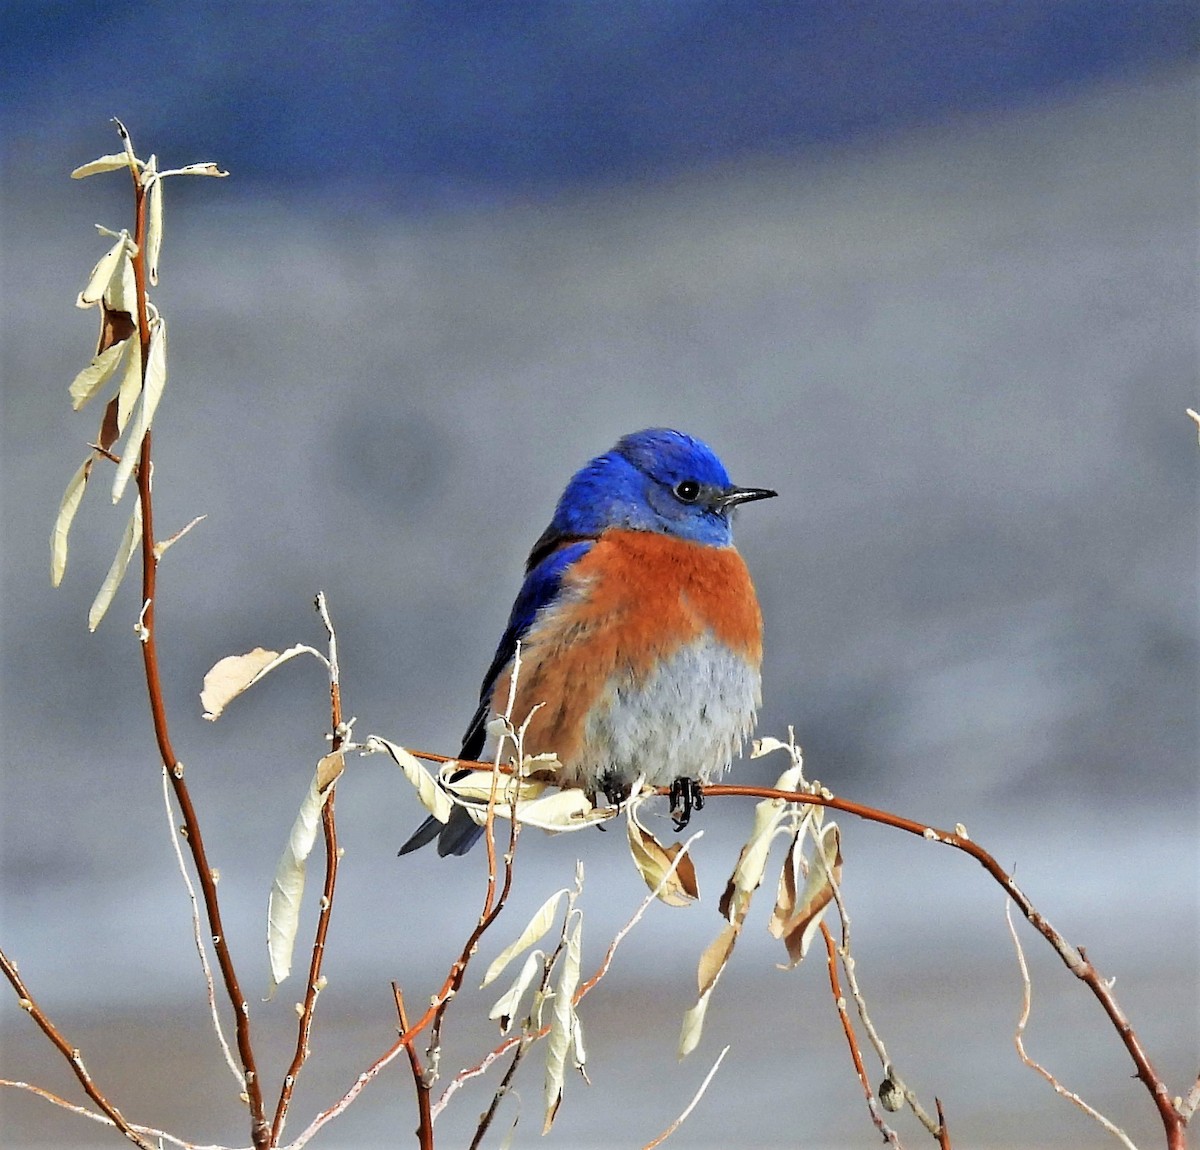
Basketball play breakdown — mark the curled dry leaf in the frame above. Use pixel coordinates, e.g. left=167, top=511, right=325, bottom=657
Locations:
left=436, top=766, right=611, bottom=835
left=201, top=644, right=326, bottom=720
left=70, top=153, right=136, bottom=179
left=367, top=736, right=452, bottom=823
left=626, top=801, right=700, bottom=908
left=87, top=499, right=142, bottom=632
left=77, top=236, right=129, bottom=308
left=111, top=318, right=168, bottom=504
left=147, top=176, right=163, bottom=285
left=50, top=458, right=94, bottom=587
left=679, top=922, right=739, bottom=1060
left=482, top=888, right=568, bottom=988
left=266, top=754, right=342, bottom=995
left=543, top=912, right=584, bottom=1134
left=769, top=822, right=842, bottom=968
left=68, top=339, right=129, bottom=411
left=488, top=950, right=545, bottom=1034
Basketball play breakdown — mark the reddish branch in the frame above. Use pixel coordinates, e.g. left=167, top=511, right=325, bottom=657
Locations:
left=124, top=151, right=269, bottom=1148
left=705, top=783, right=1184, bottom=1150
left=270, top=597, right=345, bottom=1144
left=819, top=922, right=902, bottom=1145
left=0, top=948, right=154, bottom=1149
left=394, top=985, right=433, bottom=1150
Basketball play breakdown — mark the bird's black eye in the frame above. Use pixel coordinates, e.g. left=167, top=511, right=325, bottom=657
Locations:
left=673, top=479, right=702, bottom=503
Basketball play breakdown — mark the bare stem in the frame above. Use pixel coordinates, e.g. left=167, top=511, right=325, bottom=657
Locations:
left=124, top=156, right=268, bottom=1148
left=270, top=595, right=345, bottom=1144
left=0, top=947, right=155, bottom=1149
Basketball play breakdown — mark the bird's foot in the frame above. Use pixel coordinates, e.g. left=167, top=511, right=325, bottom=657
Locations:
left=669, top=777, right=705, bottom=832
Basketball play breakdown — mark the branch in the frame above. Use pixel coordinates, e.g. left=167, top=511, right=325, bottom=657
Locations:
left=1004, top=901, right=1138, bottom=1148
left=270, top=594, right=344, bottom=1144
left=819, top=922, right=903, bottom=1145
left=699, top=782, right=1185, bottom=1148
left=0, top=948, right=155, bottom=1149
left=122, top=144, right=268, bottom=1148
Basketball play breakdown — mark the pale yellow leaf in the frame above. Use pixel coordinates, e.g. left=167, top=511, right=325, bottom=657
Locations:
left=50, top=458, right=93, bottom=587
left=679, top=987, right=713, bottom=1060
left=87, top=500, right=142, bottom=631
left=160, top=162, right=230, bottom=178
left=68, top=339, right=129, bottom=410
left=267, top=760, right=337, bottom=995
left=482, top=889, right=567, bottom=988
left=103, top=250, right=139, bottom=322
left=542, top=913, right=583, bottom=1134
left=111, top=318, right=168, bottom=503
left=114, top=334, right=142, bottom=433
left=77, top=236, right=127, bottom=307
left=626, top=806, right=699, bottom=908
left=71, top=153, right=135, bottom=179
left=488, top=949, right=544, bottom=1034
left=200, top=643, right=325, bottom=720
left=510, top=786, right=610, bottom=833
left=367, top=737, right=453, bottom=823
left=147, top=176, right=163, bottom=285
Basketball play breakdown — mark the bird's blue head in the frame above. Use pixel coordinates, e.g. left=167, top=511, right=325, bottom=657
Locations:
left=536, top=428, right=776, bottom=556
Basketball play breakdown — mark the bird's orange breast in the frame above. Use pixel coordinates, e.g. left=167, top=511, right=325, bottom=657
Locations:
left=490, top=530, right=763, bottom=768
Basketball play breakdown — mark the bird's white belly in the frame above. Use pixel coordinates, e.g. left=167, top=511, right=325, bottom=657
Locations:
left=561, top=634, right=760, bottom=795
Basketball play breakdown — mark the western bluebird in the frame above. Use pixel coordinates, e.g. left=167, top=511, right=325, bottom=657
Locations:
left=399, top=428, right=775, bottom=857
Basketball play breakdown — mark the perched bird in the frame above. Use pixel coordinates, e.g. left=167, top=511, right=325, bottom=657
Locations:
left=399, top=428, right=775, bottom=857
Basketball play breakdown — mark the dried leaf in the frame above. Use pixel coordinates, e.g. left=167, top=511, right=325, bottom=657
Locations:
left=68, top=339, right=129, bottom=410
left=482, top=889, right=568, bottom=988
left=718, top=758, right=812, bottom=922
left=266, top=758, right=338, bottom=995
left=626, top=805, right=700, bottom=907
left=50, top=458, right=93, bottom=587
left=770, top=823, right=842, bottom=969
left=71, top=153, right=135, bottom=179
left=510, top=786, right=611, bottom=833
left=147, top=176, right=163, bottom=285
left=542, top=913, right=583, bottom=1134
left=201, top=644, right=324, bottom=720
left=488, top=949, right=544, bottom=1034
left=111, top=319, right=168, bottom=503
left=696, top=922, right=739, bottom=999
left=114, top=335, right=142, bottom=433
left=367, top=737, right=453, bottom=823
left=77, top=236, right=128, bottom=307
left=87, top=500, right=142, bottom=631
left=161, top=162, right=230, bottom=178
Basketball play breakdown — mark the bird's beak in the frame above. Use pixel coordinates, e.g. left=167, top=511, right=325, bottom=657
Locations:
left=720, top=485, right=777, bottom=508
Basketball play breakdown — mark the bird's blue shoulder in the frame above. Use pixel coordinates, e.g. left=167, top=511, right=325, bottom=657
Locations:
left=459, top=538, right=593, bottom=758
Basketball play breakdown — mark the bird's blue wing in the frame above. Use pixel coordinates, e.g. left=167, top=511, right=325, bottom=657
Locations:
left=398, top=536, right=594, bottom=858
left=459, top=538, right=593, bottom=759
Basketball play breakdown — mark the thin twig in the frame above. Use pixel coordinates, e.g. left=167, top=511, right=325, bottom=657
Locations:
left=819, top=921, right=902, bottom=1145
left=817, top=833, right=940, bottom=1137
left=1, top=1077, right=248, bottom=1150
left=640, top=1045, right=730, bottom=1149
left=0, top=949, right=155, bottom=1148
left=270, top=593, right=345, bottom=1144
left=1004, top=901, right=1138, bottom=1149
left=394, top=985, right=433, bottom=1150
left=160, top=766, right=241, bottom=1086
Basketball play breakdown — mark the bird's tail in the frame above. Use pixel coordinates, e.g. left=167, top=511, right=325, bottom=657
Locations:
left=398, top=807, right=484, bottom=857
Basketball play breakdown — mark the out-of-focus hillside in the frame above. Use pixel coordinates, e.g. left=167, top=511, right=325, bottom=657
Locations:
left=1, top=57, right=1195, bottom=1150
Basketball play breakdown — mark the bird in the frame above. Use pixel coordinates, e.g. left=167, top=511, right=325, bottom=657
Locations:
left=399, top=427, right=775, bottom=857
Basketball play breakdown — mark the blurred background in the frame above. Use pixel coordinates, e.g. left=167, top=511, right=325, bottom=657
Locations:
left=2, top=4, right=1197, bottom=1147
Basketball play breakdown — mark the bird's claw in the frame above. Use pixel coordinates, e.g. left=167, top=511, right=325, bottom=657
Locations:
left=669, top=777, right=704, bottom=831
